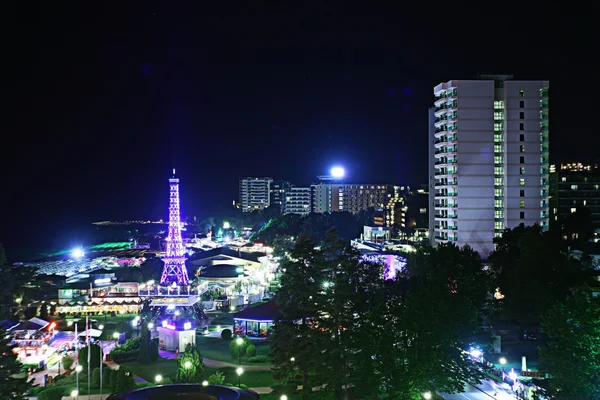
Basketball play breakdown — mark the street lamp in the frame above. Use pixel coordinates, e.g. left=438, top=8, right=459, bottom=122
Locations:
left=148, top=322, right=154, bottom=329
left=155, top=374, right=162, bottom=383
left=280, top=396, right=288, bottom=400
left=499, top=357, right=507, bottom=365
left=236, top=337, right=244, bottom=364
left=423, top=392, right=432, bottom=400
left=202, top=380, right=208, bottom=386
left=113, top=332, right=120, bottom=341
left=290, top=357, right=295, bottom=362
left=184, top=361, right=192, bottom=369
left=71, top=389, right=78, bottom=400
left=236, top=367, right=243, bottom=387
left=98, top=324, right=104, bottom=330
left=76, top=365, right=83, bottom=373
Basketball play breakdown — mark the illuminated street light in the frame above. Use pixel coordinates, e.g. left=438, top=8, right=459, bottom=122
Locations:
left=67, top=321, right=73, bottom=327
left=230, top=306, right=235, bottom=312
left=148, top=322, right=154, bottom=329
left=98, top=324, right=104, bottom=330
left=155, top=374, right=162, bottom=383
left=423, top=392, right=432, bottom=400
left=202, top=380, right=208, bottom=386
left=236, top=337, right=244, bottom=364
left=71, top=390, right=78, bottom=399
left=499, top=357, right=507, bottom=365
left=236, top=367, right=244, bottom=387
left=330, top=166, right=345, bottom=178
left=469, top=348, right=482, bottom=358
left=113, top=332, right=120, bottom=339
left=184, top=361, right=192, bottom=369
left=281, top=396, right=288, bottom=400
left=290, top=357, right=295, bottom=362
left=322, top=281, right=332, bottom=289
left=75, top=365, right=83, bottom=373
left=147, top=280, right=155, bottom=286
left=71, top=248, right=85, bottom=259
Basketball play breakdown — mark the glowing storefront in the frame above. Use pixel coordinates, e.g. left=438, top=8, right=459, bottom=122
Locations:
left=233, top=301, right=280, bottom=339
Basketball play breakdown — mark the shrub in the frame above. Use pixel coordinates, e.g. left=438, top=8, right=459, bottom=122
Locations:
left=38, top=387, right=65, bottom=400
left=245, top=344, right=256, bottom=358
left=61, top=357, right=74, bottom=371
left=221, top=328, right=232, bottom=340
left=207, top=371, right=225, bottom=385
left=239, top=384, right=248, bottom=390
left=112, top=366, right=136, bottom=394
left=103, top=367, right=112, bottom=386
left=149, top=339, right=159, bottom=362
left=91, top=368, right=101, bottom=387
left=246, top=355, right=269, bottom=363
left=110, top=350, right=139, bottom=363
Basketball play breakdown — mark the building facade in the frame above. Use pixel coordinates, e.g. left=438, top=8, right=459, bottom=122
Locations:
left=239, top=177, right=273, bottom=212
left=429, top=75, right=550, bottom=257
left=270, top=180, right=291, bottom=213
left=284, top=186, right=311, bottom=216
left=312, top=183, right=396, bottom=215
left=550, top=162, right=600, bottom=229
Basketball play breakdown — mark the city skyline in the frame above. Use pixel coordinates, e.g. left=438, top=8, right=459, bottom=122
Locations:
left=6, top=3, right=597, bottom=256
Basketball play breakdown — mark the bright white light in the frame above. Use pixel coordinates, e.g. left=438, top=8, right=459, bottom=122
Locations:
left=147, top=322, right=154, bottom=329
left=184, top=361, right=192, bottom=369
left=202, top=380, right=208, bottom=386
left=281, top=396, right=288, bottom=400
left=184, top=322, right=192, bottom=330
left=508, top=369, right=517, bottom=380
left=75, top=365, right=83, bottom=373
left=94, top=278, right=111, bottom=284
left=330, top=166, right=345, bottom=178
left=174, top=310, right=181, bottom=316
left=155, top=374, right=162, bottom=383
left=71, top=390, right=78, bottom=397
left=71, top=248, right=85, bottom=259
left=499, top=357, right=507, bottom=365
left=216, top=325, right=221, bottom=331
left=230, top=306, right=235, bottom=311
left=236, top=367, right=244, bottom=375
left=67, top=321, right=73, bottom=327
left=98, top=324, right=104, bottom=330
left=162, top=320, right=168, bottom=328
left=469, top=349, right=482, bottom=358
left=290, top=357, right=295, bottom=362
left=236, top=337, right=244, bottom=345
left=423, top=393, right=432, bottom=400
left=113, top=332, right=119, bottom=339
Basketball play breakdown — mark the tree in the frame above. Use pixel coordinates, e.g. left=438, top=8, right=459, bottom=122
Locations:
left=175, top=343, right=205, bottom=383
left=539, top=289, right=600, bottom=399
left=488, top=225, right=593, bottom=322
left=79, top=344, right=103, bottom=371
left=61, top=356, right=74, bottom=371
left=0, top=328, right=33, bottom=400
left=207, top=371, right=225, bottom=385
left=137, top=324, right=152, bottom=364
left=112, top=366, right=136, bottom=394
left=91, top=368, right=101, bottom=387
left=0, top=245, right=38, bottom=320
left=39, top=302, right=49, bottom=320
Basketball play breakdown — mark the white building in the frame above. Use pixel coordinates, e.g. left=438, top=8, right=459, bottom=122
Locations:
left=239, top=177, right=273, bottom=212
left=284, top=186, right=311, bottom=216
left=429, top=75, right=550, bottom=258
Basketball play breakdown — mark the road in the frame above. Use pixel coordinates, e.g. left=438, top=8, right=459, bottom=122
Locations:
left=441, top=379, right=515, bottom=400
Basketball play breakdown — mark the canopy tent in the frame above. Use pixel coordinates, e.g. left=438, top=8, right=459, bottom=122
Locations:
left=77, top=329, right=103, bottom=338
left=12, top=317, right=50, bottom=332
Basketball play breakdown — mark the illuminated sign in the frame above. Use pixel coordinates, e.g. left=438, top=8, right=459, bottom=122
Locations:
left=94, top=278, right=112, bottom=284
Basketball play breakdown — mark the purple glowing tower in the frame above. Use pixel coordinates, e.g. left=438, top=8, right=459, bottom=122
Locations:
left=160, top=169, right=190, bottom=286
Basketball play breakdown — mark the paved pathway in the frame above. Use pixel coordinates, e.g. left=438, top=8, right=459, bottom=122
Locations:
left=159, top=349, right=271, bottom=371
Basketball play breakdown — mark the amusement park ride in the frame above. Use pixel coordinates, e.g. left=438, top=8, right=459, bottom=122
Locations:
left=138, top=170, right=206, bottom=324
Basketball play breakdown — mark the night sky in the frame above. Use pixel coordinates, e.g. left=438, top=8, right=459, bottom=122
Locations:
left=6, top=2, right=597, bottom=257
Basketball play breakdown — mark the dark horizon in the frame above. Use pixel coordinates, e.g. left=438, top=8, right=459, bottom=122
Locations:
left=6, top=3, right=596, bottom=259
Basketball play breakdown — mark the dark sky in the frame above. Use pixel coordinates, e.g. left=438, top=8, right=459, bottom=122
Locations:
left=6, top=2, right=598, bottom=256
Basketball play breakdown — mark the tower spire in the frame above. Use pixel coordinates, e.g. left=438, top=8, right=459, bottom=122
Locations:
left=160, top=170, right=189, bottom=286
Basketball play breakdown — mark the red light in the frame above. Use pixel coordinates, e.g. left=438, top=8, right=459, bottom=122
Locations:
left=48, top=322, right=57, bottom=331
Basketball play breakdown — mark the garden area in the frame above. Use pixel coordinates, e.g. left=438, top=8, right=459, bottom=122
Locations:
left=196, top=335, right=271, bottom=366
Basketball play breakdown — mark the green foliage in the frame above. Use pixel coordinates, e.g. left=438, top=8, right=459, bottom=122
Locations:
left=91, top=367, right=101, bottom=387
left=539, top=289, right=600, bottom=399
left=102, top=367, right=112, bottom=386
left=61, top=357, right=74, bottom=371
left=111, top=366, right=136, bottom=394
left=137, top=324, right=152, bottom=364
left=271, top=232, right=491, bottom=400
left=207, top=371, right=225, bottom=385
left=175, top=343, right=205, bottom=383
left=221, top=328, right=232, bottom=340
left=79, top=344, right=103, bottom=371
left=37, top=387, right=66, bottom=400
left=111, top=337, right=142, bottom=362
left=489, top=225, right=593, bottom=321
left=229, top=336, right=252, bottom=360
left=149, top=339, right=159, bottom=362
left=247, top=355, right=269, bottom=363
left=0, top=328, right=33, bottom=400
left=246, top=343, right=256, bottom=358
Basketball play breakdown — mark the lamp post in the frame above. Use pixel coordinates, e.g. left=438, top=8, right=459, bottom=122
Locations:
left=71, top=390, right=78, bottom=400
left=236, top=337, right=244, bottom=364
left=423, top=393, right=432, bottom=400
left=202, top=380, right=208, bottom=387
left=280, top=396, right=288, bottom=400
left=75, top=365, right=83, bottom=398
left=236, top=367, right=243, bottom=387
left=57, top=355, right=63, bottom=376
left=155, top=375, right=162, bottom=383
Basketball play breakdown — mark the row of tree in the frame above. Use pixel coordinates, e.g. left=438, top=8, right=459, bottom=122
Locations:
left=271, top=232, right=492, bottom=399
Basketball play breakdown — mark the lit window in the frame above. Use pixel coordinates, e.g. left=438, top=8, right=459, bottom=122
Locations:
left=520, top=90, right=524, bottom=97
left=520, top=201, right=525, bottom=208
left=520, top=167, right=525, bottom=175
left=520, top=179, right=525, bottom=186
left=561, top=177, right=567, bottom=182
left=571, top=185, right=578, bottom=190
left=570, top=208, right=576, bottom=214
left=520, top=145, right=525, bottom=153
left=420, top=208, right=427, bottom=214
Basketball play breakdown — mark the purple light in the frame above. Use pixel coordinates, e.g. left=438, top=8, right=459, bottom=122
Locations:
left=360, top=253, right=406, bottom=281
left=159, top=169, right=190, bottom=286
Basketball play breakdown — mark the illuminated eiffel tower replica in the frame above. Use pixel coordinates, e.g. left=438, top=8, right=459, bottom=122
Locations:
left=139, top=170, right=206, bottom=325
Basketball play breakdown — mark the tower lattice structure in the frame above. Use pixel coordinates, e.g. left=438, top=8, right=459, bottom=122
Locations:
left=160, top=170, right=190, bottom=286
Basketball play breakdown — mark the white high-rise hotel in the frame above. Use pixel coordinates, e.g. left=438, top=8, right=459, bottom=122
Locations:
left=428, top=75, right=550, bottom=257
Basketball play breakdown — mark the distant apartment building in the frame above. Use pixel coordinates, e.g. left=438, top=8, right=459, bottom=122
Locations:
left=239, top=177, right=273, bottom=212
left=311, top=183, right=400, bottom=226
left=429, top=75, right=550, bottom=258
left=550, top=162, right=600, bottom=228
left=284, top=186, right=311, bottom=216
left=270, top=181, right=291, bottom=213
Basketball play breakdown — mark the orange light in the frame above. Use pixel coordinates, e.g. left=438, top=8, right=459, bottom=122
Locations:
left=48, top=322, right=57, bottom=331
